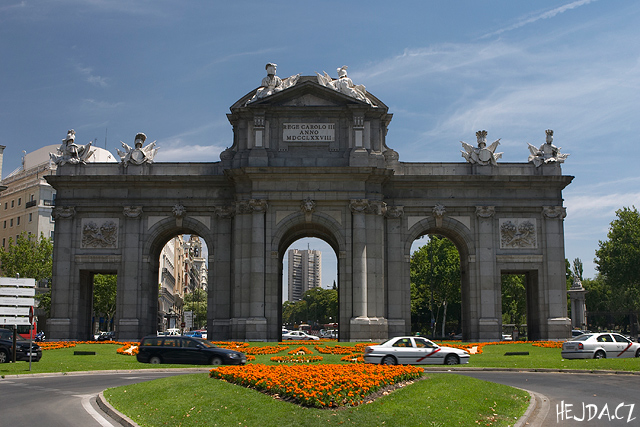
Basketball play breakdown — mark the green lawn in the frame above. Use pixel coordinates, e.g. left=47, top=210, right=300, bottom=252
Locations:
left=104, top=372, right=529, bottom=427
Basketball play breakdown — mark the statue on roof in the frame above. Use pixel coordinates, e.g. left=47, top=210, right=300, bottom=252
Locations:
left=527, top=129, right=569, bottom=167
left=461, top=130, right=502, bottom=166
left=50, top=129, right=95, bottom=165
left=247, top=63, right=300, bottom=103
left=117, top=132, right=158, bottom=167
left=316, top=65, right=373, bottom=105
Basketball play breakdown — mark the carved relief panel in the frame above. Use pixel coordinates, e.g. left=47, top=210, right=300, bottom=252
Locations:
left=499, top=218, right=537, bottom=249
left=81, top=218, right=119, bottom=249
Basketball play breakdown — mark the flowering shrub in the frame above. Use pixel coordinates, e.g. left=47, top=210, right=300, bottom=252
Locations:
left=210, top=363, right=423, bottom=408
left=271, top=355, right=323, bottom=363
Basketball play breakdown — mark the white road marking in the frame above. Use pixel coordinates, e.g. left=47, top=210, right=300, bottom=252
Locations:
left=77, top=394, right=114, bottom=427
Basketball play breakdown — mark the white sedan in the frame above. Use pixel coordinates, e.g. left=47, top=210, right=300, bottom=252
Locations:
left=282, top=330, right=319, bottom=341
left=561, top=332, right=640, bottom=359
left=364, top=336, right=470, bottom=365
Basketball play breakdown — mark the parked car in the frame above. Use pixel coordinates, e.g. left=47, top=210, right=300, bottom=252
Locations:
left=364, top=336, right=470, bottom=365
left=572, top=329, right=590, bottom=337
left=0, top=328, right=42, bottom=363
left=96, top=331, right=115, bottom=341
left=136, top=335, right=246, bottom=365
left=319, top=329, right=338, bottom=339
left=282, top=330, right=319, bottom=341
left=561, top=332, right=640, bottom=359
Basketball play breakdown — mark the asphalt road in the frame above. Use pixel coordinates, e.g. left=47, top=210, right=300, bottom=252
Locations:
left=453, top=371, right=640, bottom=426
left=1, top=369, right=638, bottom=426
left=0, top=370, right=206, bottom=427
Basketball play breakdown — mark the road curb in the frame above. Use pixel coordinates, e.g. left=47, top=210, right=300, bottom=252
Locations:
left=97, top=391, right=140, bottom=427
left=514, top=390, right=550, bottom=427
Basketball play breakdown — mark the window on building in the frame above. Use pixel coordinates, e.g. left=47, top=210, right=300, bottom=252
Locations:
left=30, top=194, right=35, bottom=202
left=11, top=200, right=14, bottom=208
left=18, top=198, right=21, bottom=206
left=29, top=213, right=32, bottom=222
left=3, top=220, right=5, bottom=229
left=10, top=218, right=13, bottom=227
left=17, top=217, right=20, bottom=225
left=1, top=239, right=4, bottom=247
left=4, top=202, right=6, bottom=210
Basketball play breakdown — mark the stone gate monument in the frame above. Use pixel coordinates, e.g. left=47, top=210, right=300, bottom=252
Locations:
left=46, top=65, right=573, bottom=342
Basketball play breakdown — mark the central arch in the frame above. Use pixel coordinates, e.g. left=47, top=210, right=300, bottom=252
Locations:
left=269, top=211, right=346, bottom=340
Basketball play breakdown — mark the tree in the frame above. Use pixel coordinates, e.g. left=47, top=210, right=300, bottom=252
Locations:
left=410, top=236, right=461, bottom=336
left=184, top=288, right=207, bottom=329
left=93, top=274, right=117, bottom=331
left=595, top=207, right=640, bottom=313
left=0, top=232, right=53, bottom=315
left=501, top=274, right=526, bottom=326
left=282, top=288, right=338, bottom=327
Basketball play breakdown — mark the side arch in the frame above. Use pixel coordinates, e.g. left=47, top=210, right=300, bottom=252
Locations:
left=405, top=216, right=476, bottom=340
left=138, top=216, right=215, bottom=337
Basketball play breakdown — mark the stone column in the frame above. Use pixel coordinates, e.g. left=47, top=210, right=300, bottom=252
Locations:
left=209, top=205, right=234, bottom=340
left=119, top=206, right=145, bottom=340
left=350, top=199, right=368, bottom=318
left=567, top=277, right=587, bottom=330
left=543, top=206, right=571, bottom=339
left=48, top=206, right=76, bottom=340
left=384, top=205, right=406, bottom=337
left=475, top=206, right=499, bottom=341
left=249, top=199, right=268, bottom=339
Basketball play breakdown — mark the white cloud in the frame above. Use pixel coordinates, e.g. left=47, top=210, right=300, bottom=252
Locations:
left=482, top=0, right=598, bottom=38
left=76, top=65, right=108, bottom=87
left=154, top=143, right=226, bottom=163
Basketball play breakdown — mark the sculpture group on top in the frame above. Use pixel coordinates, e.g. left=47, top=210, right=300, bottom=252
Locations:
left=247, top=63, right=300, bottom=104
left=316, top=65, right=374, bottom=105
left=527, top=129, right=569, bottom=167
left=50, top=129, right=95, bottom=166
left=117, top=132, right=158, bottom=167
left=460, top=130, right=502, bottom=166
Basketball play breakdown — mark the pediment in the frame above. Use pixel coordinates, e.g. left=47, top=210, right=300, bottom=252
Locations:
left=230, top=76, right=387, bottom=111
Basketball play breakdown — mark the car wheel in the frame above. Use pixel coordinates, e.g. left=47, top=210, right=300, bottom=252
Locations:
left=210, top=356, right=223, bottom=366
left=0, top=349, right=8, bottom=363
left=381, top=355, right=397, bottom=365
left=149, top=356, right=162, bottom=364
left=636, top=348, right=640, bottom=358
left=444, top=354, right=460, bottom=365
left=594, top=350, right=606, bottom=359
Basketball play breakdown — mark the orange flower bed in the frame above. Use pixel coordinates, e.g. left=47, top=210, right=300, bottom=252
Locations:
left=271, top=355, right=323, bottom=363
left=210, top=363, right=422, bottom=408
left=341, top=354, right=364, bottom=363
left=210, top=341, right=250, bottom=350
left=314, top=344, right=354, bottom=355
left=288, top=346, right=312, bottom=355
left=39, top=341, right=77, bottom=350
left=279, top=340, right=324, bottom=346
left=243, top=345, right=287, bottom=355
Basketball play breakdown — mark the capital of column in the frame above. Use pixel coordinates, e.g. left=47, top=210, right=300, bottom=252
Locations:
left=476, top=206, right=495, bottom=218
left=238, top=199, right=268, bottom=214
left=349, top=199, right=370, bottom=214
left=52, top=206, right=76, bottom=220
left=214, top=205, right=236, bottom=219
left=123, top=206, right=143, bottom=218
left=384, top=205, right=404, bottom=219
left=543, top=206, right=566, bottom=219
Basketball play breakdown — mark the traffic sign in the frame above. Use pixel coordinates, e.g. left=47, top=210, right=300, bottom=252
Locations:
left=0, top=277, right=36, bottom=287
left=0, top=297, right=35, bottom=306
left=0, top=306, right=30, bottom=316
left=0, top=287, right=35, bottom=297
left=0, top=317, right=32, bottom=326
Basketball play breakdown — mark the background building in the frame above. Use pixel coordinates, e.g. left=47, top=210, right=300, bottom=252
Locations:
left=287, top=249, right=322, bottom=301
left=0, top=144, right=115, bottom=250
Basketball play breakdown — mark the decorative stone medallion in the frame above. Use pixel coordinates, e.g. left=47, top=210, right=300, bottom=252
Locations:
left=81, top=218, right=119, bottom=248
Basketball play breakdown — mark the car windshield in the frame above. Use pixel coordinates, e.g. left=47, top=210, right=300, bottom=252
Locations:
left=571, top=334, right=594, bottom=341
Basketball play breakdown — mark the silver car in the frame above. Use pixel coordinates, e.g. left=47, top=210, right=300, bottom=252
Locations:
left=561, top=333, right=640, bottom=359
left=364, top=336, right=470, bottom=365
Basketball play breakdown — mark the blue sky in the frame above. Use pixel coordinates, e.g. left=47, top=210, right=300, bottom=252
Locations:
left=2, top=0, right=639, bottom=285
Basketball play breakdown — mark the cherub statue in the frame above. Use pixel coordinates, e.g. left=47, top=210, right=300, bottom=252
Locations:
left=117, top=132, right=158, bottom=167
left=247, top=63, right=300, bottom=103
left=50, top=129, right=95, bottom=165
left=461, top=130, right=502, bottom=165
left=527, top=129, right=569, bottom=167
left=316, top=66, right=373, bottom=105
